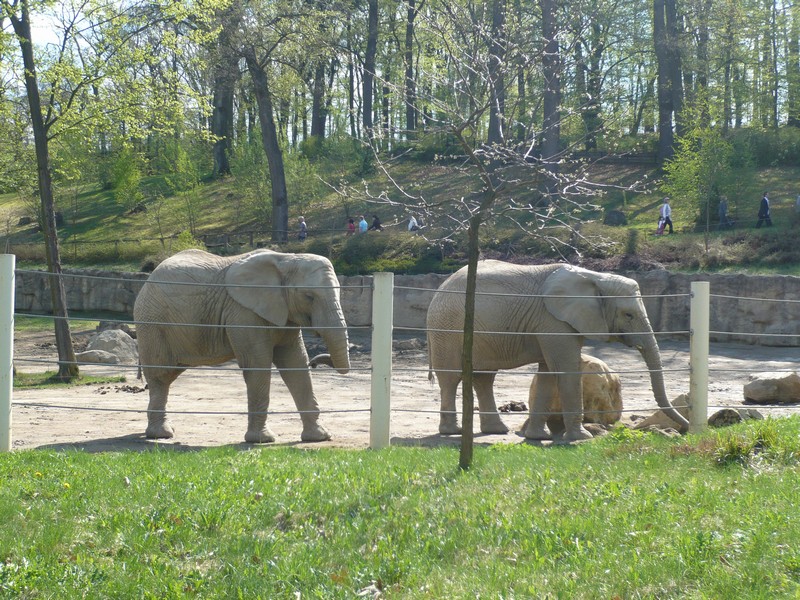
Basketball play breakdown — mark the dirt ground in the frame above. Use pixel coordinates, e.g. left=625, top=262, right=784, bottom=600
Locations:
left=9, top=328, right=800, bottom=452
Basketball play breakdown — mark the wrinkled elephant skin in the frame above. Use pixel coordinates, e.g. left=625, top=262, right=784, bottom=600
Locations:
left=134, top=249, right=350, bottom=443
left=426, top=261, right=689, bottom=442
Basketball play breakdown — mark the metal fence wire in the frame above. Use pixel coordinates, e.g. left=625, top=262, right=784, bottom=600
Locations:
left=4, top=268, right=800, bottom=451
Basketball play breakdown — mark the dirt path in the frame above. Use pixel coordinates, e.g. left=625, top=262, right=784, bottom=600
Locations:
left=10, top=328, right=800, bottom=451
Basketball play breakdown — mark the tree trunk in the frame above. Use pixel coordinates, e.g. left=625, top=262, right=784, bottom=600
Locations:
left=540, top=0, right=560, bottom=193
left=363, top=0, right=378, bottom=137
left=654, top=0, right=674, bottom=163
left=404, top=0, right=418, bottom=137
left=459, top=213, right=480, bottom=470
left=211, top=82, right=235, bottom=176
left=310, top=62, right=327, bottom=139
left=245, top=51, right=289, bottom=242
left=10, top=2, right=77, bottom=380
left=788, top=4, right=800, bottom=127
left=582, top=21, right=604, bottom=151
left=487, top=0, right=506, bottom=145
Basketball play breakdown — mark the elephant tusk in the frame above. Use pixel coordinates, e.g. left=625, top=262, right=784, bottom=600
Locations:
left=308, top=353, right=334, bottom=369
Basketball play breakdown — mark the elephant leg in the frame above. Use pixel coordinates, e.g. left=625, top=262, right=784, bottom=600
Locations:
left=554, top=357, right=592, bottom=443
left=525, top=362, right=556, bottom=440
left=274, top=343, right=331, bottom=442
left=241, top=363, right=276, bottom=443
left=436, top=370, right=462, bottom=435
left=143, top=368, right=183, bottom=439
left=473, top=372, right=508, bottom=434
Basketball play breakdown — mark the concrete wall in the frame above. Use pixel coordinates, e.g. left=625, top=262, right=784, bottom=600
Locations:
left=14, top=268, right=800, bottom=346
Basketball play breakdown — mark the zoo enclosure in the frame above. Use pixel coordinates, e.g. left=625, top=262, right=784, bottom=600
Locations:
left=2, top=256, right=800, bottom=451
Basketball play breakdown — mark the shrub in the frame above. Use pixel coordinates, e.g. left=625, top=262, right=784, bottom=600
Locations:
left=109, top=146, right=144, bottom=211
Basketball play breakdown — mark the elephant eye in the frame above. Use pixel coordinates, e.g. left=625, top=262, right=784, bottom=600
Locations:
left=624, top=312, right=634, bottom=320
left=305, top=293, right=315, bottom=302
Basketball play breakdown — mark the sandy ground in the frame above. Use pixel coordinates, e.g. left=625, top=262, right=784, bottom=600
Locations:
left=9, top=328, right=800, bottom=452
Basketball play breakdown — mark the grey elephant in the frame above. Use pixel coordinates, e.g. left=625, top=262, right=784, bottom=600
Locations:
left=426, top=261, right=689, bottom=442
left=133, top=248, right=350, bottom=443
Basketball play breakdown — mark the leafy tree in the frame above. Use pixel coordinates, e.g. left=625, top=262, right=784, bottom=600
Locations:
left=661, top=101, right=752, bottom=248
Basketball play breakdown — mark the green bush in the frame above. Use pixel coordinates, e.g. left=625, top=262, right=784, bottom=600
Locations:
left=331, top=231, right=444, bottom=275
left=109, top=146, right=144, bottom=211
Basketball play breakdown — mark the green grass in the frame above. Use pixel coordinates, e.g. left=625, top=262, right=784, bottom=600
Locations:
left=1, top=418, right=800, bottom=598
left=14, top=315, right=101, bottom=334
left=12, top=371, right=125, bottom=389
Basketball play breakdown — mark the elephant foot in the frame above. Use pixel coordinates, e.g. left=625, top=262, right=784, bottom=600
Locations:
left=524, top=421, right=552, bottom=441
left=559, top=426, right=594, bottom=444
left=479, top=416, right=509, bottom=435
left=301, top=423, right=332, bottom=443
left=439, top=418, right=462, bottom=436
left=146, top=421, right=175, bottom=439
left=245, top=428, right=276, bottom=444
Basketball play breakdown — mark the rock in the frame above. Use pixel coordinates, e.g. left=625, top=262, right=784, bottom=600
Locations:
left=639, top=425, right=682, bottom=438
left=527, top=353, right=623, bottom=425
left=85, top=329, right=138, bottom=365
left=708, top=408, right=764, bottom=428
left=633, top=393, right=690, bottom=430
left=499, top=401, right=528, bottom=413
left=393, top=337, right=424, bottom=351
left=75, top=349, right=120, bottom=364
left=743, top=372, right=800, bottom=404
left=97, top=320, right=136, bottom=338
left=603, top=210, right=628, bottom=226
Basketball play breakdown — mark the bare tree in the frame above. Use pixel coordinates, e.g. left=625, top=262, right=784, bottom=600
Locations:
left=356, top=0, right=620, bottom=467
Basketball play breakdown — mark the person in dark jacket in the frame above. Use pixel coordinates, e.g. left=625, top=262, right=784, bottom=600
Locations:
left=756, top=191, right=772, bottom=228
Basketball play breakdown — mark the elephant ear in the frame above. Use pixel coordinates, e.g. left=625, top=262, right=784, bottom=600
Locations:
left=542, top=266, right=610, bottom=339
left=225, top=251, right=289, bottom=326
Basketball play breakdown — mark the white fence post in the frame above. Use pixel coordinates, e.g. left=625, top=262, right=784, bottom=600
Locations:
left=370, top=272, right=394, bottom=449
left=689, top=280, right=709, bottom=434
left=0, top=255, right=15, bottom=452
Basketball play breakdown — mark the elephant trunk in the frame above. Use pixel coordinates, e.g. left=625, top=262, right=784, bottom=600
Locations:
left=315, top=305, right=350, bottom=375
left=638, top=334, right=690, bottom=433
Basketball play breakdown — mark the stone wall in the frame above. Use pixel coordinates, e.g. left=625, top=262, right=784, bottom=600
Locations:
left=14, top=268, right=800, bottom=346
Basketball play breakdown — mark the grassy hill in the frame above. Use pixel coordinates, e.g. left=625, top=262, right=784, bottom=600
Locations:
left=2, top=157, right=800, bottom=276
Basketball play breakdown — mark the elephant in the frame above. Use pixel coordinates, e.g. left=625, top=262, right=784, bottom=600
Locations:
left=133, top=248, right=350, bottom=443
left=528, top=353, right=623, bottom=428
left=426, top=261, right=690, bottom=442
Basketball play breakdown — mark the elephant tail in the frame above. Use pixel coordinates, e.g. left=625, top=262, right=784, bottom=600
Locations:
left=309, top=353, right=335, bottom=369
left=136, top=363, right=142, bottom=380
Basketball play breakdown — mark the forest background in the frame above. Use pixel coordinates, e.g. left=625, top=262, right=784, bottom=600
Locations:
left=4, top=0, right=800, bottom=380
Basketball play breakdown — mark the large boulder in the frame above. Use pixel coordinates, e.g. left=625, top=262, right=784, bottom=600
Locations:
left=75, top=349, right=120, bottom=365
left=633, top=393, right=690, bottom=430
left=529, top=353, right=623, bottom=425
left=85, top=329, right=138, bottom=365
left=743, top=372, right=800, bottom=404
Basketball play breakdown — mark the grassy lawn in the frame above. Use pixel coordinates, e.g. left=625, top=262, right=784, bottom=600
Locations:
left=1, top=419, right=799, bottom=598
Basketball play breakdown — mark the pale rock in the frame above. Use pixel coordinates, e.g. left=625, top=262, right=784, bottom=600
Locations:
left=708, top=408, right=764, bottom=427
left=634, top=393, right=690, bottom=430
left=75, top=349, right=120, bottom=364
left=743, top=372, right=800, bottom=404
left=86, top=329, right=138, bottom=365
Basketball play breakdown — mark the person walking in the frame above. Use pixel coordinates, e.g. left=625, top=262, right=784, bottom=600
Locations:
left=659, top=197, right=674, bottom=234
left=297, top=216, right=307, bottom=241
left=368, top=214, right=384, bottom=231
left=408, top=214, right=420, bottom=232
left=358, top=215, right=368, bottom=234
left=346, top=218, right=356, bottom=235
left=756, top=191, right=772, bottom=228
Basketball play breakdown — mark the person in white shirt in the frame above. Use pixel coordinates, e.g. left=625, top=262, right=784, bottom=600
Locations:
left=408, top=215, right=419, bottom=231
left=660, top=197, right=673, bottom=234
